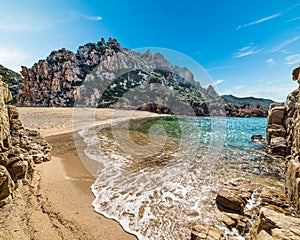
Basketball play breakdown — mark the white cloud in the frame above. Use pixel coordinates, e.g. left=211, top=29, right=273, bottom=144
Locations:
left=213, top=79, right=224, bottom=86
left=207, top=65, right=235, bottom=72
left=266, top=58, right=275, bottom=65
left=286, top=16, right=300, bottom=23
left=233, top=85, right=244, bottom=91
left=271, top=36, right=300, bottom=52
left=74, top=11, right=102, bottom=21
left=288, top=3, right=300, bottom=10
left=234, top=44, right=260, bottom=58
left=286, top=54, right=300, bottom=65
left=222, top=81, right=298, bottom=102
left=0, top=47, right=32, bottom=72
left=236, top=13, right=281, bottom=30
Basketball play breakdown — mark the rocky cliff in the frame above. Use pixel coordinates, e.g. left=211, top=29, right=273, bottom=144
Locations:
left=266, top=65, right=300, bottom=211
left=0, top=75, right=51, bottom=207
left=16, top=38, right=224, bottom=116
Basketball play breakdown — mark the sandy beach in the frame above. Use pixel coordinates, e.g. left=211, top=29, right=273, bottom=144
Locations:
left=0, top=107, right=160, bottom=240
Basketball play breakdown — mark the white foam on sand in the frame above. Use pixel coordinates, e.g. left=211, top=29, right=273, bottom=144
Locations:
left=79, top=126, right=225, bottom=240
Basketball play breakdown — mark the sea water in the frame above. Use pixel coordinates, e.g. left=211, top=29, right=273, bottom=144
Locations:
left=79, top=116, right=283, bottom=240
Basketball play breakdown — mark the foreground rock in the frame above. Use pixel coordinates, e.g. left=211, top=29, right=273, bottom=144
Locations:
left=0, top=75, right=51, bottom=207
left=249, top=207, right=300, bottom=239
left=214, top=178, right=293, bottom=238
left=191, top=224, right=225, bottom=240
left=266, top=65, right=300, bottom=211
left=266, top=102, right=287, bottom=156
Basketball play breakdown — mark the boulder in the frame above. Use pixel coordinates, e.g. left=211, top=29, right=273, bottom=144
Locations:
left=285, top=159, right=300, bottom=211
left=249, top=207, right=300, bottom=239
left=216, top=188, right=247, bottom=214
left=251, top=134, right=263, bottom=141
left=270, top=137, right=286, bottom=156
left=268, top=106, right=285, bottom=125
left=191, top=224, right=225, bottom=240
left=0, top=165, right=14, bottom=207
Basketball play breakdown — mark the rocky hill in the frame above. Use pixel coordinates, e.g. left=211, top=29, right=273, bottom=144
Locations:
left=222, top=94, right=274, bottom=110
left=16, top=38, right=224, bottom=116
left=0, top=65, right=23, bottom=104
left=222, top=94, right=272, bottom=117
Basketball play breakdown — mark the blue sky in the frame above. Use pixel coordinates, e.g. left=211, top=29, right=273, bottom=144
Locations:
left=1, top=0, right=300, bottom=101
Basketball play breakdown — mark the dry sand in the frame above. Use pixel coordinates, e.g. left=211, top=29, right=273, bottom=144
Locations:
left=0, top=107, right=161, bottom=240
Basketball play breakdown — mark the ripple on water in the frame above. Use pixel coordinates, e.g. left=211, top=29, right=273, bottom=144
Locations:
left=79, top=117, right=284, bottom=240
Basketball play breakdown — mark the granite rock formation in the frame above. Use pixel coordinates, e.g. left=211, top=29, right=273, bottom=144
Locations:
left=215, top=181, right=297, bottom=239
left=17, top=38, right=224, bottom=116
left=248, top=207, right=300, bottom=239
left=0, top=64, right=23, bottom=104
left=265, top=65, right=300, bottom=212
left=266, top=102, right=287, bottom=156
left=191, top=224, right=225, bottom=240
left=225, top=103, right=268, bottom=118
left=0, top=76, right=51, bottom=207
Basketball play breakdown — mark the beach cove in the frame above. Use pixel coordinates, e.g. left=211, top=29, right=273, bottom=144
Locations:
left=0, top=106, right=287, bottom=240
left=0, top=108, right=162, bottom=240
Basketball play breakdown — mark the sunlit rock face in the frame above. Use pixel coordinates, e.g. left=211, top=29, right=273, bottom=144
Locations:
left=0, top=76, right=51, bottom=207
left=17, top=37, right=224, bottom=116
left=266, top=65, right=300, bottom=212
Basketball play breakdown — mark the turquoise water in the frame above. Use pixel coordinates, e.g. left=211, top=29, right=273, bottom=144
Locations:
left=146, top=116, right=267, bottom=149
left=80, top=116, right=281, bottom=240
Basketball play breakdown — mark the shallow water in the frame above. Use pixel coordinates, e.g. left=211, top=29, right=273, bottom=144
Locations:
left=79, top=116, right=284, bottom=240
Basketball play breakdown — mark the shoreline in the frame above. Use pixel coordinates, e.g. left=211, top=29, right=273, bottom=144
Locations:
left=43, top=132, right=137, bottom=240
left=0, top=107, right=273, bottom=239
left=0, top=108, right=163, bottom=240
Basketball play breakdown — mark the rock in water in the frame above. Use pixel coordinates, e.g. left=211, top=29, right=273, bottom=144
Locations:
left=0, top=75, right=51, bottom=207
left=191, top=224, right=225, bottom=240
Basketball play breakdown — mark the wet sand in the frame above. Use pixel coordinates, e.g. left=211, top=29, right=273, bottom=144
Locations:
left=0, top=107, right=161, bottom=240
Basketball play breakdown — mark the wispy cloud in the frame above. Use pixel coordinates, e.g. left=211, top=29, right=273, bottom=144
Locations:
left=236, top=13, right=281, bottom=30
left=213, top=79, right=224, bottom=86
left=271, top=36, right=300, bottom=52
left=233, top=85, right=244, bottom=91
left=286, top=16, right=300, bottom=23
left=266, top=58, right=275, bottom=65
left=286, top=54, right=300, bottom=65
left=288, top=3, right=300, bottom=10
left=74, top=11, right=102, bottom=21
left=207, top=65, right=235, bottom=72
left=221, top=80, right=298, bottom=102
left=233, top=44, right=260, bottom=58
